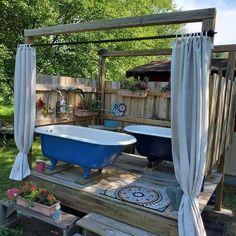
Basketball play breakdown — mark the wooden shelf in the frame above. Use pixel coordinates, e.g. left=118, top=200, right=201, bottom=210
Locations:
left=35, top=116, right=95, bottom=127
left=103, top=113, right=171, bottom=127
left=36, top=84, right=97, bottom=93
left=105, top=88, right=170, bottom=98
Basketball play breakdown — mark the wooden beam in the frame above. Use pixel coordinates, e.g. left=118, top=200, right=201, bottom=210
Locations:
left=101, top=48, right=172, bottom=57
left=105, top=88, right=170, bottom=98
left=214, top=44, right=236, bottom=53
left=36, top=84, right=96, bottom=93
left=98, top=55, right=106, bottom=123
left=202, top=18, right=216, bottom=32
left=214, top=155, right=225, bottom=211
left=103, top=113, right=171, bottom=127
left=98, top=45, right=236, bottom=58
left=24, top=8, right=216, bottom=37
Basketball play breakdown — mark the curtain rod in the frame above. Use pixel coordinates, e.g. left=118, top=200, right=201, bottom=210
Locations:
left=28, top=29, right=216, bottom=47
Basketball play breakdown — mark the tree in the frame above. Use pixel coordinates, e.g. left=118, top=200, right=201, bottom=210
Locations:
left=0, top=0, right=181, bottom=103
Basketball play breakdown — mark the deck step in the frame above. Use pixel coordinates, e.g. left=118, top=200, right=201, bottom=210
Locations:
left=76, top=212, right=158, bottom=236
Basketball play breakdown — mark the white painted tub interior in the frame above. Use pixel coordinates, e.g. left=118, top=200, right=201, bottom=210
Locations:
left=124, top=125, right=171, bottom=138
left=35, top=125, right=136, bottom=146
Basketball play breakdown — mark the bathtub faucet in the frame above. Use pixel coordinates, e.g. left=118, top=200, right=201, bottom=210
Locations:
left=54, top=88, right=63, bottom=98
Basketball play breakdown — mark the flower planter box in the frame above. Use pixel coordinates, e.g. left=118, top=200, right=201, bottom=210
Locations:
left=118, top=89, right=149, bottom=98
left=74, top=109, right=98, bottom=117
left=16, top=197, right=58, bottom=216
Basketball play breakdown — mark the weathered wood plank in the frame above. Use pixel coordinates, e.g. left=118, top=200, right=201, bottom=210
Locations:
left=226, top=81, right=236, bottom=147
left=101, top=48, right=172, bottom=57
left=24, top=8, right=216, bottom=37
left=99, top=44, right=236, bottom=58
left=98, top=55, right=106, bottom=123
left=220, top=80, right=232, bottom=156
left=222, top=52, right=236, bottom=149
left=212, top=76, right=227, bottom=164
left=104, top=88, right=170, bottom=97
left=77, top=212, right=158, bottom=236
left=35, top=116, right=94, bottom=127
left=103, top=114, right=171, bottom=127
left=36, top=84, right=96, bottom=93
left=206, top=74, right=220, bottom=175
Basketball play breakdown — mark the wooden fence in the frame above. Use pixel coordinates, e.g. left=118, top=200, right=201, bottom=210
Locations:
left=103, top=81, right=171, bottom=127
left=36, top=74, right=97, bottom=127
left=206, top=73, right=236, bottom=175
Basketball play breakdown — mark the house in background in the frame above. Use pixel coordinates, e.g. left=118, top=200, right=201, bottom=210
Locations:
left=126, top=59, right=236, bottom=176
left=126, top=59, right=235, bottom=81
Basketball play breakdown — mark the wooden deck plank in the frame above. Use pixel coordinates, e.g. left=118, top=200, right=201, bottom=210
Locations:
left=77, top=212, right=158, bottom=236
left=30, top=153, right=221, bottom=235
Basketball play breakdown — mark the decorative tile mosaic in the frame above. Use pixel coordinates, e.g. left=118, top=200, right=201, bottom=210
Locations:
left=101, top=184, right=171, bottom=212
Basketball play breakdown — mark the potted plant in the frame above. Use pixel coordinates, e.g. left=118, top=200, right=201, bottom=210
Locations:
left=14, top=182, right=59, bottom=216
left=118, top=76, right=149, bottom=97
left=74, top=98, right=102, bottom=117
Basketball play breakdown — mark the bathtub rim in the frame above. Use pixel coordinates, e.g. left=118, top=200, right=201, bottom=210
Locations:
left=124, top=125, right=171, bottom=138
left=35, top=125, right=136, bottom=146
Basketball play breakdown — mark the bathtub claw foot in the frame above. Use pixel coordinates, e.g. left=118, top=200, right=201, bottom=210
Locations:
left=147, top=161, right=153, bottom=168
left=49, top=159, right=58, bottom=170
left=98, top=169, right=103, bottom=173
left=82, top=168, right=90, bottom=179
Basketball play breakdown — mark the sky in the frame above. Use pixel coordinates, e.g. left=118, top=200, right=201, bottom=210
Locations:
left=174, top=0, right=236, bottom=45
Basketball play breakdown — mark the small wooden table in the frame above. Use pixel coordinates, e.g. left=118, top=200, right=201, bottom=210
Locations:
left=0, top=200, right=79, bottom=236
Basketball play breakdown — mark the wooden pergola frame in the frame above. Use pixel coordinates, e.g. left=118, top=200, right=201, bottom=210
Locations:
left=23, top=7, right=236, bottom=232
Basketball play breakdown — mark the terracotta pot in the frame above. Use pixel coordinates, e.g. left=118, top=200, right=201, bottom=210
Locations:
left=16, top=197, right=58, bottom=216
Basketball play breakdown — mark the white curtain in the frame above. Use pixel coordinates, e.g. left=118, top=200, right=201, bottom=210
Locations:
left=9, top=45, right=36, bottom=181
left=171, top=35, right=212, bottom=236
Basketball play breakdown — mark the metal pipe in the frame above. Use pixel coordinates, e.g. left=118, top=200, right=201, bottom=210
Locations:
left=28, top=29, right=216, bottom=47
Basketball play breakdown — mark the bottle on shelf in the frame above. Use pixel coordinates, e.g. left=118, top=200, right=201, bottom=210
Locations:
left=60, top=96, right=67, bottom=113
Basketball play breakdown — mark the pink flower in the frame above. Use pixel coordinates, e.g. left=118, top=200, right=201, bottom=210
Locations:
left=7, top=188, right=20, bottom=199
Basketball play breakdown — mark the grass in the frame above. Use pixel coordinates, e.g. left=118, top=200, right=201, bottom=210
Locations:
left=0, top=103, right=14, bottom=125
left=0, top=139, right=43, bottom=199
left=223, top=185, right=236, bottom=213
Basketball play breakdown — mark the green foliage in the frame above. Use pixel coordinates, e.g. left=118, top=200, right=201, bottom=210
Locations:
left=18, top=182, right=57, bottom=206
left=0, top=225, right=23, bottom=236
left=120, top=76, right=148, bottom=91
left=0, top=99, right=14, bottom=125
left=0, top=0, right=182, bottom=101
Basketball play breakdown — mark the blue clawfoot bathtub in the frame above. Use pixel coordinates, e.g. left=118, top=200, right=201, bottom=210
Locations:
left=124, top=125, right=172, bottom=168
left=35, top=125, right=136, bottom=179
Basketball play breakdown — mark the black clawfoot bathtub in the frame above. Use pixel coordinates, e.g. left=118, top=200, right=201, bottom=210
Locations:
left=124, top=125, right=172, bottom=168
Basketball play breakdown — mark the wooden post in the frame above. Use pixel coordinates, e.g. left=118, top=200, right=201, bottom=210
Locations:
left=225, top=52, right=236, bottom=146
left=214, top=155, right=225, bottom=211
left=98, top=49, right=106, bottom=124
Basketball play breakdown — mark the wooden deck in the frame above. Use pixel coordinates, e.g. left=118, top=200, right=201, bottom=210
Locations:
left=29, top=153, right=222, bottom=236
